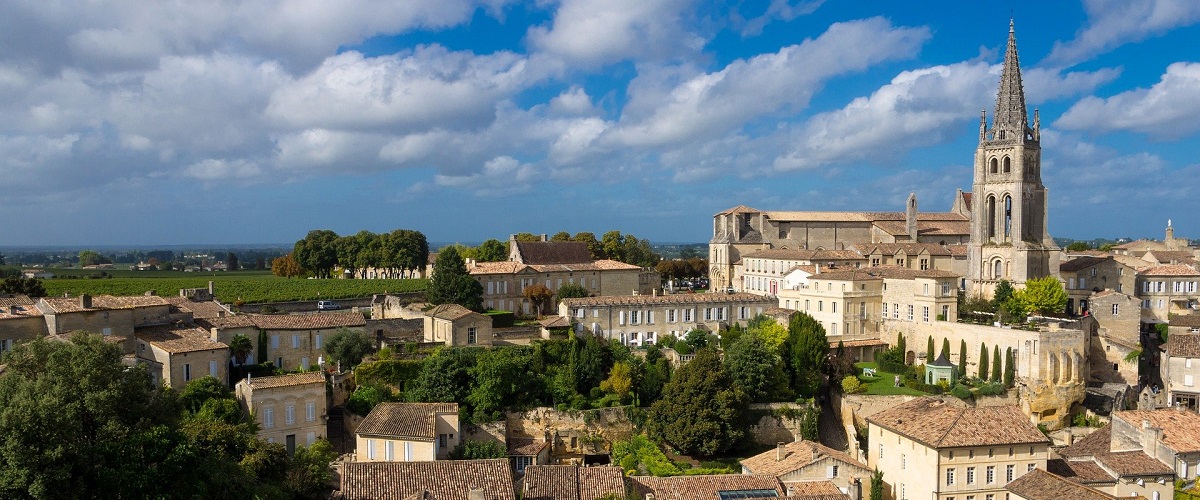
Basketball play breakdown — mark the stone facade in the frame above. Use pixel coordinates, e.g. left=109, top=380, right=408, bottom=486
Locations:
left=558, top=293, right=776, bottom=346
left=235, top=372, right=327, bottom=453
left=422, top=304, right=493, bottom=346
left=1137, top=264, right=1200, bottom=322
left=134, top=325, right=229, bottom=388
left=1060, top=256, right=1138, bottom=315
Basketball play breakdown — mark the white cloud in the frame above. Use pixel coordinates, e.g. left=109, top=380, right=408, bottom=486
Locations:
left=738, top=0, right=824, bottom=37
left=1044, top=0, right=1200, bottom=67
left=527, top=0, right=706, bottom=68
left=434, top=155, right=538, bottom=195
left=184, top=158, right=263, bottom=181
left=604, top=17, right=931, bottom=148
left=1055, top=62, right=1200, bottom=138
left=776, top=61, right=1120, bottom=171
left=548, top=86, right=596, bottom=115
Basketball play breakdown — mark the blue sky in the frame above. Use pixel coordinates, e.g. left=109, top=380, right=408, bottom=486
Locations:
left=2, top=0, right=1199, bottom=246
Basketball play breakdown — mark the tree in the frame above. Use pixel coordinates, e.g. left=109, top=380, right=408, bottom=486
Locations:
left=225, top=252, right=239, bottom=271
left=449, top=440, right=507, bottom=460
left=324, top=328, right=374, bottom=368
left=1, top=276, right=46, bottom=297
left=410, top=347, right=479, bottom=405
left=292, top=230, right=340, bottom=278
left=77, top=249, right=111, bottom=267
left=959, top=339, right=968, bottom=372
left=992, top=280, right=1014, bottom=312
left=600, top=231, right=624, bottom=261
left=749, top=317, right=789, bottom=354
left=978, top=343, right=989, bottom=379
left=229, top=334, right=253, bottom=365
left=284, top=440, right=337, bottom=499
left=271, top=254, right=304, bottom=278
left=0, top=252, right=5, bottom=265
left=180, top=376, right=233, bottom=413
left=426, top=246, right=484, bottom=312
left=637, top=346, right=671, bottom=405
left=784, top=312, right=828, bottom=397
left=599, top=361, right=634, bottom=405
left=550, top=231, right=572, bottom=242
left=1003, top=347, right=1015, bottom=387
left=941, top=338, right=951, bottom=361
left=1013, top=275, right=1069, bottom=316
left=926, top=336, right=935, bottom=364
left=991, top=345, right=1002, bottom=382
left=572, top=232, right=604, bottom=260
left=523, top=284, right=554, bottom=316
left=725, top=335, right=786, bottom=403
left=648, top=349, right=748, bottom=456
left=869, top=469, right=884, bottom=500
left=555, top=283, right=589, bottom=302
left=475, top=239, right=507, bottom=262
left=1065, top=241, right=1092, bottom=252
left=467, top=347, right=540, bottom=422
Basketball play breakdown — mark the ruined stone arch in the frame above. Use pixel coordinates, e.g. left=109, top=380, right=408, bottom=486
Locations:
left=1061, top=350, right=1073, bottom=384
left=1048, top=352, right=1059, bottom=385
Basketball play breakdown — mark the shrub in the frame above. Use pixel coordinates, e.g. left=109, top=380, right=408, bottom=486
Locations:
left=949, top=383, right=972, bottom=399
left=346, top=383, right=394, bottom=416
left=449, top=440, right=507, bottom=460
left=974, top=382, right=1006, bottom=396
left=485, top=310, right=515, bottom=327
left=842, top=375, right=867, bottom=394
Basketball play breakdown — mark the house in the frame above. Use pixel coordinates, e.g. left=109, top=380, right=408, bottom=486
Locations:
left=355, top=402, right=460, bottom=462
left=0, top=295, right=47, bottom=353
left=1058, top=256, right=1137, bottom=315
left=339, top=458, right=517, bottom=500
left=1005, top=468, right=1117, bottom=500
left=1111, top=409, right=1200, bottom=478
left=1086, top=290, right=1142, bottom=384
left=36, top=294, right=172, bottom=351
left=507, top=437, right=551, bottom=474
left=1050, top=424, right=1173, bottom=499
left=134, top=324, right=229, bottom=387
left=740, top=440, right=871, bottom=497
left=739, top=248, right=865, bottom=295
left=557, top=292, right=777, bottom=347
left=521, top=465, right=625, bottom=500
left=1136, top=264, right=1200, bottom=322
left=201, top=311, right=366, bottom=371
left=855, top=243, right=957, bottom=273
left=866, top=397, right=1050, bottom=500
left=626, top=473, right=785, bottom=500
left=234, top=371, right=327, bottom=454
left=423, top=304, right=493, bottom=346
left=1160, top=333, right=1200, bottom=411
left=21, top=269, right=53, bottom=279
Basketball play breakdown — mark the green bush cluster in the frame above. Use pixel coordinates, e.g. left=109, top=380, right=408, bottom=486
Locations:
left=485, top=310, right=515, bottom=327
left=842, top=375, right=867, bottom=394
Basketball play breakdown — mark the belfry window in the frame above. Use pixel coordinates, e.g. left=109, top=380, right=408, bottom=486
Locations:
left=1003, top=196, right=1012, bottom=239
left=986, top=196, right=996, bottom=239
left=989, top=158, right=998, bottom=174
left=1003, top=156, right=1011, bottom=173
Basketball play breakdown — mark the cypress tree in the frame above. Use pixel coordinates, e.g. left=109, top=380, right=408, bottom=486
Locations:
left=926, top=336, right=935, bottom=364
left=897, top=334, right=906, bottom=362
left=978, top=343, right=989, bottom=379
left=1004, top=347, right=1015, bottom=387
left=959, top=339, right=967, bottom=372
left=940, top=338, right=951, bottom=360
left=869, top=469, right=884, bottom=500
left=991, top=345, right=1002, bottom=382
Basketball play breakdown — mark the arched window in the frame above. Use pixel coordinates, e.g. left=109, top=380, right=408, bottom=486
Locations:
left=993, top=259, right=1002, bottom=280
left=1003, top=156, right=1011, bottom=173
left=1003, top=195, right=1012, bottom=239
left=986, top=196, right=997, bottom=239
left=990, top=158, right=998, bottom=174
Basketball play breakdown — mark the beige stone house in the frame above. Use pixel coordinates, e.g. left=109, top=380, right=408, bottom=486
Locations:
left=134, top=324, right=229, bottom=387
left=521, top=465, right=625, bottom=500
left=355, top=402, right=460, bottom=462
left=1110, top=409, right=1200, bottom=480
left=0, top=295, right=47, bottom=353
left=423, top=304, right=493, bottom=346
left=1161, top=334, right=1200, bottom=411
left=234, top=371, right=327, bottom=454
left=740, top=440, right=871, bottom=497
left=866, top=397, right=1049, bottom=500
left=339, top=459, right=516, bottom=500
left=1059, top=256, right=1137, bottom=315
left=1137, top=264, right=1200, bottom=322
left=201, top=311, right=365, bottom=371
left=558, top=292, right=776, bottom=347
left=1086, top=290, right=1141, bottom=384
left=739, top=248, right=864, bottom=295
left=1050, top=424, right=1174, bottom=499
left=36, top=295, right=171, bottom=350
left=467, top=237, right=656, bottom=316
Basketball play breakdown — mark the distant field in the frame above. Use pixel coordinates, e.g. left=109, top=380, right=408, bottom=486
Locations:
left=41, top=274, right=427, bottom=303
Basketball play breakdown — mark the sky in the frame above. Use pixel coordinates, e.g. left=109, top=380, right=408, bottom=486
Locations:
left=2, top=0, right=1199, bottom=246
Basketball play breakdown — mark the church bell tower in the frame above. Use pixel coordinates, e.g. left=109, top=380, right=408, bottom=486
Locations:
left=968, top=20, right=1058, bottom=297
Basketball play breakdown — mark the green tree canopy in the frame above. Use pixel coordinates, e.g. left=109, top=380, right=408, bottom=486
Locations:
left=229, top=334, right=253, bottom=365
left=941, top=338, right=951, bottom=361
left=1013, top=275, right=1069, bottom=316
left=475, top=239, right=508, bottom=262
left=409, top=347, right=479, bottom=405
left=991, top=345, right=1002, bottom=382
left=549, top=231, right=572, bottom=242
left=324, top=327, right=375, bottom=369
left=978, top=343, right=989, bottom=379
left=1065, top=241, right=1092, bottom=252
left=293, top=229, right=340, bottom=279
left=784, top=312, right=828, bottom=397
left=926, top=336, right=935, bottom=364
left=467, top=346, right=541, bottom=422
left=992, top=280, right=1014, bottom=312
left=554, top=282, right=590, bottom=302
left=648, top=349, right=748, bottom=456
left=0, top=276, right=46, bottom=297
left=426, top=246, right=484, bottom=312
left=724, top=335, right=787, bottom=403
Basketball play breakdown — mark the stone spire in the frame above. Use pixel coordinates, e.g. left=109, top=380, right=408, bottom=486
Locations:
left=991, top=19, right=1029, bottom=142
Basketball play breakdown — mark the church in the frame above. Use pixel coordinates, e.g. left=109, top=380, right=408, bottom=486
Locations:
left=709, top=21, right=1058, bottom=298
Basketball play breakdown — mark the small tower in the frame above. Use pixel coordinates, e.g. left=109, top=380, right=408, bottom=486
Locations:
left=906, top=193, right=919, bottom=241
left=1166, top=219, right=1179, bottom=250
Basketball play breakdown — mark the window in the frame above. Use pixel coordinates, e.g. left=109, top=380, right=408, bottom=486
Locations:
left=805, top=300, right=810, bottom=311
left=830, top=323, right=837, bottom=335
left=385, top=441, right=394, bottom=461
left=832, top=302, right=837, bottom=313
left=276, top=357, right=283, bottom=369
left=966, top=467, right=975, bottom=484
left=307, top=432, right=315, bottom=446
left=946, top=468, right=955, bottom=485
left=901, top=454, right=906, bottom=469
left=986, top=465, right=994, bottom=483
left=285, top=405, right=295, bottom=425
left=467, top=327, right=477, bottom=344
left=291, top=335, right=300, bottom=348
left=923, top=284, right=929, bottom=295
left=306, top=402, right=316, bottom=422
left=301, top=357, right=309, bottom=370
left=439, top=434, right=448, bottom=449
left=1027, top=463, right=1035, bottom=472
left=404, top=442, right=413, bottom=461
left=818, top=301, right=823, bottom=312
left=631, top=310, right=640, bottom=325
left=883, top=303, right=888, bottom=316
left=668, top=309, right=676, bottom=323
left=705, top=308, right=713, bottom=320
left=366, top=439, right=374, bottom=459
left=920, top=259, right=929, bottom=270
left=893, top=304, right=900, bottom=319
left=923, top=306, right=929, bottom=323
left=684, top=309, right=693, bottom=322
left=1112, top=304, right=1119, bottom=315
left=264, top=408, right=275, bottom=429
left=907, top=305, right=914, bottom=321
left=209, top=360, right=217, bottom=377
left=183, top=363, right=191, bottom=382
left=1006, top=464, right=1014, bottom=482
left=315, top=334, right=322, bottom=349
left=271, top=335, right=279, bottom=349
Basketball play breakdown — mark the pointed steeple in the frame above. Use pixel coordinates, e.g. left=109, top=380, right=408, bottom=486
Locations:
left=991, top=19, right=1029, bottom=142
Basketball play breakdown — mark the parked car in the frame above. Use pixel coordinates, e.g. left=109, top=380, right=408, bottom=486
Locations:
left=317, top=300, right=340, bottom=311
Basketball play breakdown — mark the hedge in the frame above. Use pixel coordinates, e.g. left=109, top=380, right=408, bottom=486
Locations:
left=355, top=359, right=426, bottom=391
left=485, top=310, right=515, bottom=328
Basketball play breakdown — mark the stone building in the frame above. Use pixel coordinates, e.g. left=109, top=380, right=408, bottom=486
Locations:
left=740, top=440, right=872, bottom=497
left=0, top=295, right=47, bottom=353
left=355, top=402, right=460, bottom=462
left=1160, top=333, right=1200, bottom=411
left=1059, top=256, right=1138, bottom=316
left=339, top=459, right=516, bottom=500
left=866, top=397, right=1049, bottom=500
left=558, top=292, right=776, bottom=347
left=1137, top=263, right=1200, bottom=322
left=1109, top=409, right=1200, bottom=480
left=1086, top=291, right=1141, bottom=385
left=134, top=324, right=229, bottom=388
left=423, top=304, right=494, bottom=346
left=36, top=295, right=172, bottom=348
left=1051, top=424, right=1174, bottom=499
left=200, top=311, right=366, bottom=371
left=235, top=371, right=327, bottom=454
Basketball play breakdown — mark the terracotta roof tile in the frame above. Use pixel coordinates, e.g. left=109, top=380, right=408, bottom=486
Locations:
left=944, top=244, right=969, bottom=257
left=513, top=241, right=592, bottom=265
left=1047, top=458, right=1115, bottom=484
left=715, top=205, right=762, bottom=215
left=507, top=437, right=548, bottom=456
left=0, top=295, right=34, bottom=307
left=1095, top=451, right=1173, bottom=476
left=873, top=220, right=971, bottom=237
left=1005, top=468, right=1116, bottom=500
left=813, top=266, right=960, bottom=281
left=1060, top=256, right=1109, bottom=273
left=0, top=301, right=42, bottom=319
left=1172, top=315, right=1200, bottom=328
left=425, top=304, right=479, bottom=321
left=538, top=316, right=572, bottom=329
left=340, top=459, right=516, bottom=500
left=39, top=295, right=169, bottom=313
left=356, top=402, right=458, bottom=440
left=787, top=481, right=849, bottom=499
left=740, top=440, right=867, bottom=478
left=165, top=297, right=231, bottom=319
left=627, top=474, right=783, bottom=500
left=1140, top=264, right=1199, bottom=276
left=867, top=397, right=1047, bottom=449
left=197, top=315, right=257, bottom=329
left=135, top=325, right=228, bottom=354
left=243, top=371, right=325, bottom=390
left=522, top=465, right=625, bottom=500
left=1059, top=426, right=1112, bottom=458
left=533, top=260, right=641, bottom=272
left=1166, top=334, right=1200, bottom=358
left=561, top=293, right=774, bottom=308
left=856, top=243, right=952, bottom=257
left=247, top=311, right=366, bottom=330
left=1113, top=409, right=1200, bottom=453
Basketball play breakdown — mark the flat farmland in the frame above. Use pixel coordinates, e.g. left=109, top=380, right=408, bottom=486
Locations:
left=41, top=274, right=427, bottom=303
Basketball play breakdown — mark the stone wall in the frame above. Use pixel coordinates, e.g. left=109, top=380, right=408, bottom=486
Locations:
left=505, top=406, right=636, bottom=461
left=745, top=403, right=810, bottom=446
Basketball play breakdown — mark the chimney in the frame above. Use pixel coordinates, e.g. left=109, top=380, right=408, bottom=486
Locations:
left=80, top=294, right=92, bottom=309
left=469, top=488, right=485, bottom=500
left=539, top=234, right=548, bottom=242
left=208, top=281, right=215, bottom=295
left=815, top=264, right=821, bottom=275
left=906, top=193, right=918, bottom=241
left=144, top=290, right=156, bottom=296
left=777, top=442, right=786, bottom=461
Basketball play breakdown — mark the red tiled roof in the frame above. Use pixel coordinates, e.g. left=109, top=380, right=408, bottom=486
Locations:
left=1140, top=264, right=1199, bottom=276
left=340, top=459, right=516, bottom=500
left=425, top=304, right=480, bottom=321
left=627, top=474, right=783, bottom=500
left=1166, top=334, right=1200, bottom=358
left=1005, top=468, right=1116, bottom=500
left=1113, top=409, right=1200, bottom=453
left=247, top=311, right=366, bottom=330
left=740, top=440, right=867, bottom=477
left=356, top=402, right=458, bottom=440
left=867, top=397, right=1047, bottom=449
left=561, top=292, right=774, bottom=308
left=522, top=465, right=625, bottom=500
left=39, top=295, right=169, bottom=313
left=242, top=371, right=325, bottom=390
left=1059, top=426, right=1112, bottom=458
left=1047, top=458, right=1115, bottom=484
left=135, top=325, right=228, bottom=354
left=513, top=241, right=592, bottom=265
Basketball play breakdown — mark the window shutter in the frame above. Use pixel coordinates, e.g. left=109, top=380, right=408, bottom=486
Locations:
left=619, top=311, right=625, bottom=326
left=826, top=465, right=834, bottom=478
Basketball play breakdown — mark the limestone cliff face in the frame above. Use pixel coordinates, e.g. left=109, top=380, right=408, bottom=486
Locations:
left=1022, top=379, right=1087, bottom=430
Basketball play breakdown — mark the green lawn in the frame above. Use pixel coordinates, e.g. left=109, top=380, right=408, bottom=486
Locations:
left=853, top=362, right=928, bottom=396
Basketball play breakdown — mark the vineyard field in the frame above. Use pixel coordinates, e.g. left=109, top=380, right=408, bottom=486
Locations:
left=42, top=275, right=427, bottom=303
